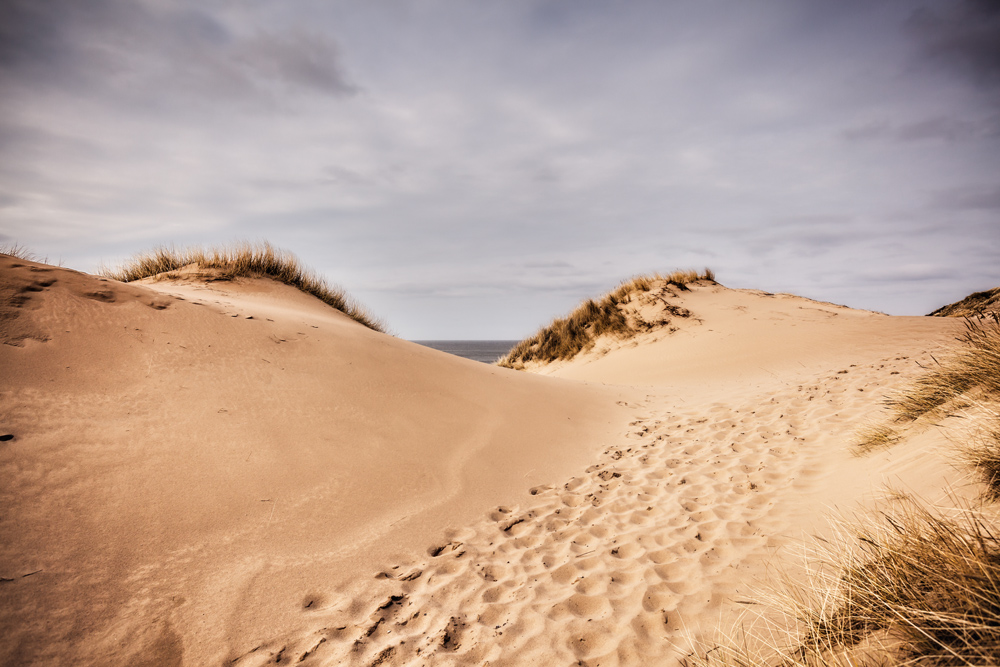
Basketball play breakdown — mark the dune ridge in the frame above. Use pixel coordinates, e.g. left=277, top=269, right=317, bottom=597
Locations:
left=929, top=286, right=1000, bottom=318
left=99, top=241, right=387, bottom=332
left=497, top=270, right=714, bottom=370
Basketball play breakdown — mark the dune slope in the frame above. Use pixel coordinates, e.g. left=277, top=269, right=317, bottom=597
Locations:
left=0, top=256, right=627, bottom=666
left=224, top=282, right=973, bottom=666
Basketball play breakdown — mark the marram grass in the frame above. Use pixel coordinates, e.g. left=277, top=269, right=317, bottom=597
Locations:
left=853, top=423, right=901, bottom=456
left=856, top=314, right=1000, bottom=460
left=962, top=410, right=1000, bottom=502
left=497, top=268, right=715, bottom=369
left=0, top=243, right=38, bottom=261
left=690, top=497, right=1000, bottom=667
left=100, top=242, right=387, bottom=333
left=886, top=313, right=1000, bottom=423
left=807, top=499, right=1000, bottom=666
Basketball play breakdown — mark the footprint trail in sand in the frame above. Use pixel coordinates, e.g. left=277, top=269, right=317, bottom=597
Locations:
left=230, top=353, right=935, bottom=667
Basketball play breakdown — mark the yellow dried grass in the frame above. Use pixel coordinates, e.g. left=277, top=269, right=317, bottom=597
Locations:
left=100, top=241, right=387, bottom=332
left=497, top=268, right=715, bottom=369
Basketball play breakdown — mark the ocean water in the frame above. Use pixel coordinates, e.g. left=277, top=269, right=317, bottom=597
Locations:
left=412, top=340, right=520, bottom=364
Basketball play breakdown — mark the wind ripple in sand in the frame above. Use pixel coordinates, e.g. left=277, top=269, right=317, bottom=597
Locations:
left=229, top=355, right=922, bottom=667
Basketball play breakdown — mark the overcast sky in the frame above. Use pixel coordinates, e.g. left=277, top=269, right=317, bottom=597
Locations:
left=1, top=1, right=998, bottom=338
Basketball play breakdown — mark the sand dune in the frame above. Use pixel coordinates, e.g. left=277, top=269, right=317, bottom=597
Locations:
left=527, top=281, right=953, bottom=392
left=0, top=258, right=981, bottom=666
left=0, top=256, right=626, bottom=665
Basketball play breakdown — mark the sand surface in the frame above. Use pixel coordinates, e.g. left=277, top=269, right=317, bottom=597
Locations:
left=0, top=261, right=977, bottom=666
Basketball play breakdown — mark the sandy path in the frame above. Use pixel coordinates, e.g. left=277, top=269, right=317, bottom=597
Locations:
left=228, top=346, right=967, bottom=667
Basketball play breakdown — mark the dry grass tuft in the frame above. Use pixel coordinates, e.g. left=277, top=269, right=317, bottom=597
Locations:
left=800, top=498, right=1000, bottom=665
left=930, top=287, right=1000, bottom=318
left=497, top=268, right=715, bottom=369
left=0, top=243, right=39, bottom=261
left=963, top=413, right=1000, bottom=502
left=691, top=498, right=1000, bottom=667
left=855, top=315, right=1000, bottom=460
left=854, top=423, right=901, bottom=455
left=886, top=314, right=1000, bottom=423
left=100, top=242, right=387, bottom=332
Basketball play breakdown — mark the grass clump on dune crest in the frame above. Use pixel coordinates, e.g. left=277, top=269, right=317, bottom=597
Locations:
left=887, top=314, right=1000, bottom=423
left=0, top=243, right=38, bottom=261
left=929, top=287, right=1000, bottom=318
left=100, top=242, right=387, bottom=332
left=497, top=268, right=715, bottom=369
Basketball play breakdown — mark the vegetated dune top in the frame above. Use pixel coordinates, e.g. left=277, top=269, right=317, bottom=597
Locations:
left=99, top=241, right=388, bottom=332
left=521, top=279, right=955, bottom=393
left=0, top=255, right=628, bottom=666
left=929, top=286, right=1000, bottom=317
left=498, top=270, right=712, bottom=369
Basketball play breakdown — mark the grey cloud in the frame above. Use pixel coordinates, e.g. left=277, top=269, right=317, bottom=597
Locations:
left=771, top=214, right=856, bottom=226
left=514, top=260, right=575, bottom=270
left=0, top=0, right=113, bottom=72
left=743, top=215, right=864, bottom=258
left=931, top=185, right=1000, bottom=210
left=842, top=116, right=995, bottom=143
left=906, top=0, right=1000, bottom=87
left=842, top=121, right=890, bottom=142
left=235, top=31, right=356, bottom=95
left=860, top=264, right=961, bottom=283
left=320, top=165, right=402, bottom=188
left=367, top=272, right=609, bottom=299
left=0, top=193, right=22, bottom=209
left=0, top=0, right=355, bottom=105
left=0, top=121, right=107, bottom=160
left=896, top=116, right=989, bottom=141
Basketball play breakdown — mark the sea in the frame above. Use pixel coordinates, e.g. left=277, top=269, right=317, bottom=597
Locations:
left=412, top=340, right=520, bottom=364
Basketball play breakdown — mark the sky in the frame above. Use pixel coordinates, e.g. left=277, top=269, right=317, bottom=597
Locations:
left=1, top=0, right=998, bottom=339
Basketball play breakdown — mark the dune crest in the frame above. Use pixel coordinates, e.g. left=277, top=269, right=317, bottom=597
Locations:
left=100, top=241, right=388, bottom=332
left=929, top=286, right=1000, bottom=317
left=498, top=271, right=713, bottom=370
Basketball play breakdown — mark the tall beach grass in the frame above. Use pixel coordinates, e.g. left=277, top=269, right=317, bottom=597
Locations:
left=800, top=499, right=1000, bottom=665
left=100, top=242, right=387, bottom=332
left=885, top=314, right=1000, bottom=424
left=497, top=268, right=715, bottom=369
left=696, top=498, right=1000, bottom=667
left=856, top=314, right=1000, bottom=462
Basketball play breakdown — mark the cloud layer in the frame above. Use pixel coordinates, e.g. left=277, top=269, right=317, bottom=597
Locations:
left=1, top=0, right=998, bottom=337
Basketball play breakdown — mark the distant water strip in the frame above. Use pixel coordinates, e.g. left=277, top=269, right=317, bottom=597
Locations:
left=412, top=340, right=520, bottom=364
